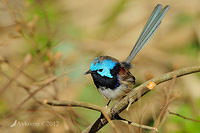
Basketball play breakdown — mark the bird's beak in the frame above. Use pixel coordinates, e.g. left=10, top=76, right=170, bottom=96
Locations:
left=84, top=70, right=91, bottom=75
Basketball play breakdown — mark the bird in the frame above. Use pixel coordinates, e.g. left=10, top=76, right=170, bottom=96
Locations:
left=85, top=4, right=170, bottom=106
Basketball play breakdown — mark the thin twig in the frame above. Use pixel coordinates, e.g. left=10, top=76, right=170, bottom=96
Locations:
left=36, top=0, right=52, bottom=42
left=44, top=99, right=120, bottom=132
left=152, top=75, right=177, bottom=133
left=44, top=99, right=108, bottom=113
left=5, top=59, right=36, bottom=82
left=168, top=110, right=200, bottom=123
left=14, top=76, right=57, bottom=111
left=2, top=0, right=18, bottom=22
left=0, top=70, right=42, bottom=105
left=0, top=54, right=32, bottom=95
left=119, top=120, right=158, bottom=131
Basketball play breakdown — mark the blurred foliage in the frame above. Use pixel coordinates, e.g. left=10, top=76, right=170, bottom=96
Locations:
left=0, top=99, right=10, bottom=118
left=175, top=13, right=195, bottom=27
left=171, top=39, right=200, bottom=58
left=101, top=0, right=130, bottom=34
left=23, top=0, right=62, bottom=59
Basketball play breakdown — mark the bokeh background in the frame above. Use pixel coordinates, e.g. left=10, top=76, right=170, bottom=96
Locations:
left=0, top=0, right=200, bottom=133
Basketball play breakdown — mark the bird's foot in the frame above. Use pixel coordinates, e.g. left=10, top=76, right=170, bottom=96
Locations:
left=110, top=102, right=118, bottom=118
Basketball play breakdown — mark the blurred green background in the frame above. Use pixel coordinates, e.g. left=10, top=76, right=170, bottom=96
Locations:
left=0, top=0, right=200, bottom=133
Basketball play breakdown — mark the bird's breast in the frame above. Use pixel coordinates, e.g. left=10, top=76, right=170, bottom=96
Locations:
left=97, top=84, right=132, bottom=100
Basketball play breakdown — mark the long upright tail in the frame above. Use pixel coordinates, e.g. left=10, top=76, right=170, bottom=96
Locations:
left=125, top=4, right=170, bottom=65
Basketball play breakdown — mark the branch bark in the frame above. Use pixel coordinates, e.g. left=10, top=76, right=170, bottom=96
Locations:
left=44, top=99, right=108, bottom=113
left=44, top=65, right=200, bottom=133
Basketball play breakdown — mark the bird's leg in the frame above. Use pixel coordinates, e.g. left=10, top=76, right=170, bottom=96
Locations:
left=106, top=100, right=111, bottom=108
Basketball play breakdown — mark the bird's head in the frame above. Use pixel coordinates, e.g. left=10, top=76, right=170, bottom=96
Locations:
left=85, top=56, right=121, bottom=78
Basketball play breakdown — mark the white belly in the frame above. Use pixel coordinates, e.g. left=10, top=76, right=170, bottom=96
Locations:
left=97, top=84, right=132, bottom=100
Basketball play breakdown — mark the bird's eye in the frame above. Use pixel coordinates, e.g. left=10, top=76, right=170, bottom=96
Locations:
left=99, top=69, right=103, bottom=72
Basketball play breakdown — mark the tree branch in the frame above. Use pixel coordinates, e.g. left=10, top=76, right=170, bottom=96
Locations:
left=44, top=65, right=200, bottom=133
left=44, top=99, right=108, bottom=113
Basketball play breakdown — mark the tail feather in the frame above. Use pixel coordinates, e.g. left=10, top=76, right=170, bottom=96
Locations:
left=125, top=4, right=170, bottom=64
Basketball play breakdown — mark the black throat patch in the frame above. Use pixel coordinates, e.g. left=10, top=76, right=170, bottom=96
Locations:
left=91, top=63, right=121, bottom=90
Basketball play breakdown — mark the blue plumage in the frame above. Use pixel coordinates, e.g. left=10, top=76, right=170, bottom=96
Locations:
left=90, top=58, right=117, bottom=78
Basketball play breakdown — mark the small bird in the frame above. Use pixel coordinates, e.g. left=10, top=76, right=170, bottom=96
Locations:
left=85, top=4, right=170, bottom=105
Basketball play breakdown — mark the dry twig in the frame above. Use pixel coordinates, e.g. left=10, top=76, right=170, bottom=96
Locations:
left=152, top=75, right=177, bottom=132
left=168, top=110, right=200, bottom=123
left=0, top=54, right=32, bottom=95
